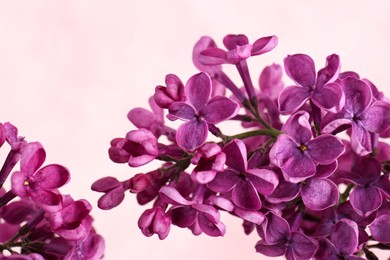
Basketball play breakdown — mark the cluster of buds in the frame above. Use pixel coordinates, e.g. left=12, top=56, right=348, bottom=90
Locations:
left=94, top=34, right=390, bottom=259
left=0, top=123, right=104, bottom=259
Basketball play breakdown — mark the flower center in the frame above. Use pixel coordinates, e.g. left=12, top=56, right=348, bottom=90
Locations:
left=23, top=180, right=30, bottom=186
left=299, top=144, right=308, bottom=152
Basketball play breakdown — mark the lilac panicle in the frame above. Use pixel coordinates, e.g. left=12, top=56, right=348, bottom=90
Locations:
left=322, top=76, right=390, bottom=155
left=168, top=72, right=239, bottom=151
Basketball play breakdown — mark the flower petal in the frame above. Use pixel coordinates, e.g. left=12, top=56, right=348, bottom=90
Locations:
left=259, top=63, right=284, bottom=100
left=369, top=213, right=390, bottom=243
left=350, top=186, right=382, bottom=217
left=34, top=164, right=70, bottom=189
left=223, top=34, right=249, bottom=50
left=321, top=109, right=353, bottom=134
left=192, top=36, right=222, bottom=75
left=207, top=169, right=240, bottom=193
left=232, top=180, right=261, bottom=210
left=289, top=231, right=318, bottom=260
left=307, top=134, right=345, bottom=165
left=247, top=169, right=279, bottom=196
left=185, top=72, right=211, bottom=111
left=197, top=212, right=226, bottom=236
left=222, top=139, right=247, bottom=173
left=20, top=142, right=46, bottom=175
left=167, top=101, right=196, bottom=121
left=315, top=54, right=340, bottom=87
left=282, top=111, right=312, bottom=144
left=284, top=54, right=316, bottom=88
left=278, top=85, right=310, bottom=115
left=341, top=76, right=372, bottom=114
left=311, top=83, right=344, bottom=112
left=330, top=219, right=359, bottom=255
left=234, top=208, right=264, bottom=225
left=159, top=186, right=193, bottom=206
left=202, top=96, right=239, bottom=123
left=168, top=206, right=196, bottom=228
left=350, top=122, right=372, bottom=156
left=255, top=241, right=286, bottom=257
left=361, top=101, right=390, bottom=133
left=251, top=35, right=278, bottom=56
left=176, top=119, right=208, bottom=151
left=199, top=47, right=227, bottom=65
left=301, top=178, right=339, bottom=210
left=262, top=212, right=290, bottom=244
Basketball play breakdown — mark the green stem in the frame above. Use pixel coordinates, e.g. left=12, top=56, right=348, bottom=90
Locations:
left=225, top=128, right=281, bottom=143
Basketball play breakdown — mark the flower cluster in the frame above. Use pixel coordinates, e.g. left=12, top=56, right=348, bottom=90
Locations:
left=0, top=123, right=104, bottom=259
left=95, top=34, right=390, bottom=259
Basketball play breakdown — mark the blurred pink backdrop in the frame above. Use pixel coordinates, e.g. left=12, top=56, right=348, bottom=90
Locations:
left=0, top=1, right=389, bottom=259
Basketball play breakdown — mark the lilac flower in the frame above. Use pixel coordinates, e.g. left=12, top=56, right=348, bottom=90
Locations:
left=64, top=229, right=105, bottom=260
left=46, top=195, right=93, bottom=240
left=91, top=176, right=126, bottom=210
left=322, top=76, right=390, bottom=155
left=315, top=219, right=363, bottom=260
left=369, top=213, right=390, bottom=243
left=270, top=111, right=345, bottom=183
left=199, top=34, right=278, bottom=65
left=279, top=54, right=344, bottom=115
left=11, top=142, right=70, bottom=210
left=108, top=128, right=159, bottom=167
left=138, top=205, right=171, bottom=240
left=342, top=157, right=390, bottom=216
left=168, top=72, right=239, bottom=151
left=255, top=212, right=318, bottom=259
left=190, top=143, right=226, bottom=184
left=160, top=186, right=226, bottom=236
left=207, top=139, right=278, bottom=210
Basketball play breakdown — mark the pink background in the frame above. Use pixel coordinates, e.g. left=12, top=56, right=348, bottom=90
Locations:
left=0, top=1, right=389, bottom=259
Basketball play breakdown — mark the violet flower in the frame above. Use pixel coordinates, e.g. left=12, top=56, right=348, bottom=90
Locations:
left=321, top=76, right=390, bottom=155
left=207, top=139, right=278, bottom=210
left=168, top=72, right=239, bottom=151
left=342, top=157, right=390, bottom=216
left=11, top=142, right=70, bottom=211
left=108, top=128, right=159, bottom=167
left=270, top=111, right=345, bottom=183
left=255, top=212, right=318, bottom=259
left=279, top=54, right=344, bottom=115
left=138, top=205, right=171, bottom=240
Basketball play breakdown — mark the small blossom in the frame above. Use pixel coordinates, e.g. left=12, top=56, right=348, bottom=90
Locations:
left=138, top=205, right=171, bottom=240
left=91, top=176, right=126, bottom=210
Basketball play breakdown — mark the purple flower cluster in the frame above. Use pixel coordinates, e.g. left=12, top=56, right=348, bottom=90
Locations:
left=96, top=34, right=390, bottom=259
left=0, top=123, right=104, bottom=259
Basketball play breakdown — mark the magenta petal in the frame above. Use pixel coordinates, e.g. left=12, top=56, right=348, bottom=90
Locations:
left=232, top=180, right=261, bottom=210
left=282, top=111, right=312, bottom=144
left=330, top=219, right=359, bottom=255
left=91, top=176, right=121, bottom=192
left=176, top=119, right=208, bottom=151
left=202, top=96, right=239, bottom=123
left=222, top=139, right=247, bottom=173
left=315, top=162, right=337, bottom=178
left=289, top=231, right=318, bottom=260
left=207, top=169, right=240, bottom=193
left=185, top=72, right=211, bottom=111
left=301, top=178, right=339, bottom=210
left=251, top=35, right=278, bottom=56
left=247, top=169, right=279, bottom=196
left=199, top=47, right=227, bottom=65
left=369, top=214, right=390, bottom=243
left=351, top=122, right=372, bottom=155
left=315, top=54, right=340, bottom=87
left=266, top=181, right=300, bottom=203
left=35, top=164, right=70, bottom=189
left=234, top=208, right=264, bottom=225
left=321, top=110, right=353, bottom=134
left=262, top=212, right=290, bottom=244
left=278, top=86, right=310, bottom=115
left=169, top=206, right=197, bottom=228
left=97, top=186, right=125, bottom=210
left=223, top=34, right=249, bottom=50
left=168, top=102, right=196, bottom=121
left=192, top=36, right=222, bottom=75
left=206, top=195, right=234, bottom=212
left=350, top=186, right=382, bottom=216
left=341, top=77, right=372, bottom=114
left=197, top=212, right=226, bottom=236
left=255, top=241, right=286, bottom=257
left=307, top=134, right=345, bottom=165
left=128, top=108, right=157, bottom=128
left=159, top=186, right=193, bottom=206
left=259, top=64, right=284, bottom=100
left=311, top=83, right=344, bottom=112
left=11, top=171, right=28, bottom=197
left=353, top=157, right=381, bottom=185
left=21, top=142, right=46, bottom=175
left=284, top=54, right=316, bottom=88
left=361, top=101, right=390, bottom=133
left=30, top=189, right=61, bottom=206
left=165, top=74, right=185, bottom=101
